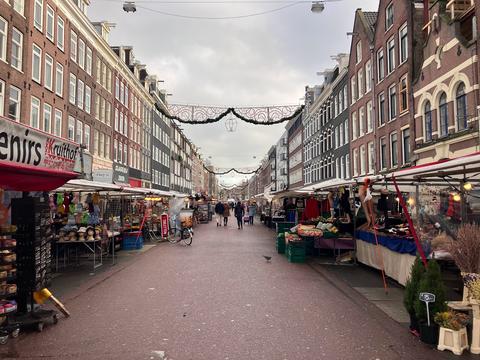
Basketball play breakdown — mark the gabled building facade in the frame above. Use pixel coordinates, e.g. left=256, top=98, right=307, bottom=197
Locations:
left=413, top=0, right=478, bottom=164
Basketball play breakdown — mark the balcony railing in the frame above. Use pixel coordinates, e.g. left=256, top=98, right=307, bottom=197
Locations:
left=447, top=0, right=475, bottom=20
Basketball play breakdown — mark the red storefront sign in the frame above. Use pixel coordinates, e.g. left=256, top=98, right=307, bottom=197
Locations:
left=161, top=213, right=169, bottom=238
left=129, top=179, right=142, bottom=188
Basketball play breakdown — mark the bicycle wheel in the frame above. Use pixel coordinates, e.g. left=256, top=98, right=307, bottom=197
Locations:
left=182, top=229, right=193, bottom=246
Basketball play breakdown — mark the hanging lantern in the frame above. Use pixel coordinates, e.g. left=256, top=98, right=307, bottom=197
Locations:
left=225, top=116, right=238, bottom=132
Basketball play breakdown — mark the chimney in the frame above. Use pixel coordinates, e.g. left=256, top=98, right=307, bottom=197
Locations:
left=91, top=21, right=116, bottom=43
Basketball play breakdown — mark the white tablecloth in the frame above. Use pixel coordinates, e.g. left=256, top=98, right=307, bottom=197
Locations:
left=356, top=239, right=416, bottom=286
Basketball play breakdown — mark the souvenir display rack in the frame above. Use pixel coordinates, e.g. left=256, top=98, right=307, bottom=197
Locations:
left=11, top=197, right=57, bottom=332
left=0, top=226, right=20, bottom=344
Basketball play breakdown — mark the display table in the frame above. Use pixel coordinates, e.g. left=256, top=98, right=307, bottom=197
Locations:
left=356, top=230, right=417, bottom=256
left=55, top=239, right=103, bottom=272
left=355, top=239, right=415, bottom=285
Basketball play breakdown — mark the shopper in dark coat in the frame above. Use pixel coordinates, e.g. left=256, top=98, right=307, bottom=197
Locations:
left=215, top=201, right=225, bottom=227
left=234, top=202, right=245, bottom=229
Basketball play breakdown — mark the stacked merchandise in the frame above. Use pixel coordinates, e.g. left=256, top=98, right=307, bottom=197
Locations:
left=11, top=197, right=57, bottom=331
left=0, top=225, right=20, bottom=344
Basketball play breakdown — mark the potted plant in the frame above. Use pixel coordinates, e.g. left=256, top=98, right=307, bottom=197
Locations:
left=448, top=223, right=480, bottom=304
left=435, top=311, right=469, bottom=355
left=404, top=257, right=425, bottom=336
left=414, top=260, right=447, bottom=345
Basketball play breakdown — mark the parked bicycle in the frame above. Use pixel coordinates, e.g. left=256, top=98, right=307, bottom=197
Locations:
left=142, top=223, right=163, bottom=242
left=167, top=215, right=193, bottom=246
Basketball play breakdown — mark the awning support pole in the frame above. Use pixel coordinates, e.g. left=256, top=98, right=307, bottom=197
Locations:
left=392, top=174, right=428, bottom=268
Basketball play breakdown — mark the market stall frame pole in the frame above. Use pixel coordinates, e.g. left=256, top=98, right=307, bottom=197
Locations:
left=391, top=175, right=428, bottom=268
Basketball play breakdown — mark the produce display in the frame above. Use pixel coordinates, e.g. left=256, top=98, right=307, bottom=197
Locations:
left=285, top=233, right=301, bottom=243
left=296, top=225, right=323, bottom=237
left=316, top=222, right=339, bottom=233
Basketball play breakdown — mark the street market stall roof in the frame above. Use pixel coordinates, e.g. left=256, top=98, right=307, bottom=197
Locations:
left=0, top=161, right=78, bottom=192
left=57, top=179, right=123, bottom=192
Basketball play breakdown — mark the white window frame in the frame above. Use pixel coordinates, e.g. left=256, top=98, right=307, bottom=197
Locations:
left=385, top=2, right=394, bottom=31
left=366, top=101, right=373, bottom=133
left=368, top=141, right=375, bottom=174
left=55, top=63, right=63, bottom=97
left=85, top=86, right=91, bottom=114
left=69, top=73, right=76, bottom=104
left=77, top=79, right=84, bottom=109
left=13, top=0, right=25, bottom=16
left=78, top=38, right=85, bottom=69
left=390, top=132, right=398, bottom=168
left=0, top=16, right=8, bottom=62
left=8, top=86, right=21, bottom=121
left=34, top=0, right=43, bottom=32
left=11, top=27, right=23, bottom=71
left=54, top=108, right=62, bottom=137
left=46, top=5, right=54, bottom=42
left=70, top=31, right=77, bottom=62
left=387, top=37, right=396, bottom=74
left=365, top=60, right=372, bottom=92
left=43, top=103, right=52, bottom=133
left=356, top=41, right=362, bottom=64
left=44, top=53, right=54, bottom=91
left=388, top=84, right=397, bottom=121
left=377, top=48, right=385, bottom=82
left=57, top=17, right=65, bottom=51
left=0, top=80, right=4, bottom=116
left=30, top=96, right=41, bottom=129
left=67, top=116, right=75, bottom=141
left=75, top=120, right=83, bottom=145
left=399, top=22, right=408, bottom=64
left=84, top=124, right=91, bottom=151
left=86, top=47, right=92, bottom=75
left=32, top=44, right=42, bottom=84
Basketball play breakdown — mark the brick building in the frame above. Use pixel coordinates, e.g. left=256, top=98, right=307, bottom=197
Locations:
left=413, top=0, right=478, bottom=164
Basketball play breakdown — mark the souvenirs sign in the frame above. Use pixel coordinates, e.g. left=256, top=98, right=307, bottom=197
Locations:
left=0, top=117, right=81, bottom=173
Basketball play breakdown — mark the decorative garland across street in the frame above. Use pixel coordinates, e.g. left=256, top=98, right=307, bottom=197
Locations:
left=156, top=103, right=304, bottom=125
left=203, top=164, right=261, bottom=175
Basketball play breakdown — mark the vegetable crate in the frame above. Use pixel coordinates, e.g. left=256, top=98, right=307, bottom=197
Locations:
left=276, top=222, right=296, bottom=234
left=286, top=242, right=306, bottom=263
left=276, top=233, right=286, bottom=254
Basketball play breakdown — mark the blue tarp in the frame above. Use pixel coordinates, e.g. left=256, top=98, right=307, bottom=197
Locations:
left=356, top=230, right=417, bottom=256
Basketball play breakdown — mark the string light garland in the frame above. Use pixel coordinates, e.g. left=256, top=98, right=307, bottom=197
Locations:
left=203, top=164, right=261, bottom=175
left=156, top=104, right=304, bottom=125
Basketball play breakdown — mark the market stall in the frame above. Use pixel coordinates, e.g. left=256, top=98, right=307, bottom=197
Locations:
left=0, top=116, right=83, bottom=338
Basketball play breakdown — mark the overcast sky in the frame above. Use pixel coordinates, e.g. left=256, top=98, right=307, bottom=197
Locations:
left=89, top=0, right=379, bottom=186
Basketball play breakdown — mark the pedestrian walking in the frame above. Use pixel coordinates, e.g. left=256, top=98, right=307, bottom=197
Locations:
left=248, top=203, right=257, bottom=225
left=223, top=203, right=230, bottom=226
left=234, top=202, right=245, bottom=229
left=215, top=201, right=225, bottom=227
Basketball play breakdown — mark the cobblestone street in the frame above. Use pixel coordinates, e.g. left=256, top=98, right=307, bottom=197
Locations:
left=0, top=221, right=452, bottom=360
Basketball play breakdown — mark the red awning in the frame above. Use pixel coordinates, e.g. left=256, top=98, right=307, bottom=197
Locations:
left=0, top=161, right=78, bottom=191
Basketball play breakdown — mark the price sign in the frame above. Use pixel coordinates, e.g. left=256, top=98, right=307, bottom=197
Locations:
left=419, top=292, right=436, bottom=303
left=419, top=292, right=436, bottom=326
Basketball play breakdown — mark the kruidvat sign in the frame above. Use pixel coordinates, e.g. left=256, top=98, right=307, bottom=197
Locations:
left=0, top=117, right=81, bottom=172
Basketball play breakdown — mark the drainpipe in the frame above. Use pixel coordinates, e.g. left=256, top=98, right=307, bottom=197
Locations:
left=370, top=44, right=377, bottom=173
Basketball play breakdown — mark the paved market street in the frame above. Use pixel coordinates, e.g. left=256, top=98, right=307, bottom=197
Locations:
left=1, top=222, right=451, bottom=360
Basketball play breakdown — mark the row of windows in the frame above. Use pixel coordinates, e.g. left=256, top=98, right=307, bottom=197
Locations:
left=0, top=18, right=23, bottom=71
left=304, top=155, right=350, bottom=184
left=34, top=0, right=65, bottom=52
left=68, top=73, right=92, bottom=113
left=153, top=122, right=171, bottom=148
left=422, top=83, right=469, bottom=141
left=92, top=129, right=111, bottom=159
left=29, top=96, right=62, bottom=136
left=376, top=23, right=408, bottom=84
left=153, top=147, right=170, bottom=168
left=70, top=30, right=93, bottom=76
left=152, top=169, right=170, bottom=188
left=304, top=120, right=349, bottom=162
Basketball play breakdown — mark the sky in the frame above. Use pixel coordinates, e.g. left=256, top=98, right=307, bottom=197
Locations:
left=89, top=0, right=379, bottom=186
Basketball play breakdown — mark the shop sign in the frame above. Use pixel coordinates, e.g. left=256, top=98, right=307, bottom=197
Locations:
left=113, top=163, right=129, bottom=184
left=0, top=117, right=81, bottom=172
left=129, top=178, right=142, bottom=188
left=161, top=213, right=169, bottom=237
left=93, top=169, right=113, bottom=183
